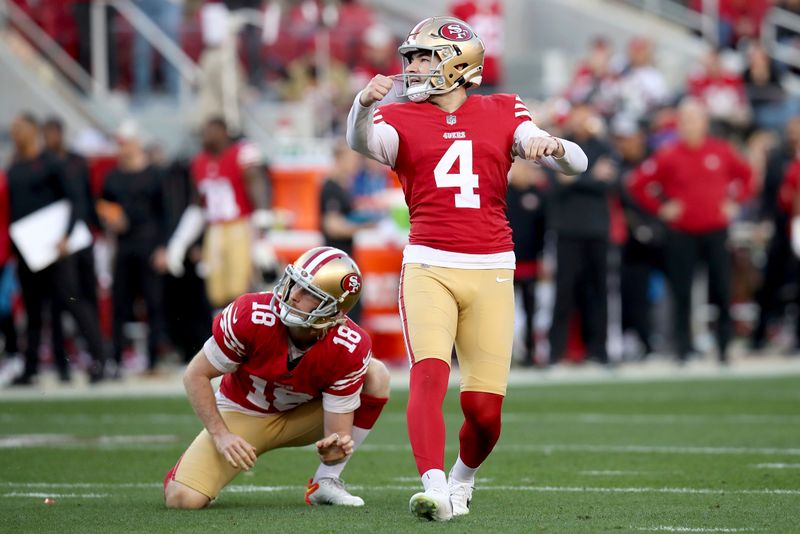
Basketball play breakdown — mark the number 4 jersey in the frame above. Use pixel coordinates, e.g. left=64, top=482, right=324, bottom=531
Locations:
left=202, top=292, right=372, bottom=415
left=347, top=91, right=587, bottom=269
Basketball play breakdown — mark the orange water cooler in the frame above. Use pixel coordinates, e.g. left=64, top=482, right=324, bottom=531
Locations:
left=353, top=231, right=407, bottom=366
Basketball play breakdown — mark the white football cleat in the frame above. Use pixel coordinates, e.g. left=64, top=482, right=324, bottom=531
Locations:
left=448, top=472, right=474, bottom=516
left=305, top=478, right=364, bottom=506
left=408, top=489, right=453, bottom=521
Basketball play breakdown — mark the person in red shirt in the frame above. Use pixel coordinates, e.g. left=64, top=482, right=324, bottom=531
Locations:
left=164, top=246, right=390, bottom=509
left=687, top=48, right=750, bottom=134
left=777, top=157, right=800, bottom=351
left=347, top=16, right=587, bottom=521
left=449, top=0, right=503, bottom=88
left=629, top=98, right=754, bottom=363
left=166, top=117, right=271, bottom=309
left=779, top=157, right=800, bottom=257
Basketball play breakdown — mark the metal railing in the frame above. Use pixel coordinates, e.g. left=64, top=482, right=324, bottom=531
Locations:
left=617, top=0, right=719, bottom=45
left=0, top=0, right=94, bottom=93
left=762, top=7, right=800, bottom=71
left=91, top=0, right=201, bottom=102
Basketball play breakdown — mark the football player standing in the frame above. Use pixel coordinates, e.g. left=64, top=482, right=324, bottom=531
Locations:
left=347, top=17, right=588, bottom=521
left=164, top=247, right=390, bottom=509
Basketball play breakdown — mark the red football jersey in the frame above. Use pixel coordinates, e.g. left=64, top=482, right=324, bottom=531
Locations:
left=779, top=158, right=800, bottom=216
left=375, top=94, right=530, bottom=254
left=204, top=292, right=372, bottom=415
left=191, top=141, right=260, bottom=223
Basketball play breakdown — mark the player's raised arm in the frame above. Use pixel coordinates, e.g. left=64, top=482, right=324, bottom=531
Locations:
left=513, top=121, right=588, bottom=175
left=346, top=75, right=400, bottom=167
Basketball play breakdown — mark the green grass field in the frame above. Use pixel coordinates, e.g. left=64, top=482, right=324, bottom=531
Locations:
left=1, top=375, right=799, bottom=533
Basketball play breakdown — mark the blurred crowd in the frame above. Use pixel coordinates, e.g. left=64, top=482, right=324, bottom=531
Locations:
left=1, top=0, right=800, bottom=386
left=509, top=17, right=800, bottom=366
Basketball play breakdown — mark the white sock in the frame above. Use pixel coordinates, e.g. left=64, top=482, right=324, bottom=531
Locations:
left=313, top=426, right=370, bottom=483
left=421, top=468, right=448, bottom=494
left=450, top=455, right=479, bottom=484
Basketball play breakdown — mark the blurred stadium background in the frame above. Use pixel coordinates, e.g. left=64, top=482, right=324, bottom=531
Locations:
left=0, top=0, right=799, bottom=530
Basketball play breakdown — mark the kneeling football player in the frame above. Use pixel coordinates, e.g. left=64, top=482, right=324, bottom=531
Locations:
left=164, top=247, right=390, bottom=509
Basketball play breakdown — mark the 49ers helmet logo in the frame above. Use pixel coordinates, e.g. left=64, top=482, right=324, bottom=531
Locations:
left=439, top=22, right=472, bottom=41
left=342, top=273, right=362, bottom=294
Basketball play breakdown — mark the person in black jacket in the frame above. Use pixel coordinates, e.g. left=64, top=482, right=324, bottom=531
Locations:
left=751, top=116, right=800, bottom=350
left=6, top=113, right=106, bottom=385
left=506, top=159, right=547, bottom=366
left=547, top=104, right=617, bottom=364
left=42, top=116, right=101, bottom=382
left=99, top=122, right=169, bottom=376
left=612, top=115, right=664, bottom=358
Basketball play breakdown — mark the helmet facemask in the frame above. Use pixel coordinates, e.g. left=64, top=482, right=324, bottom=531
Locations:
left=396, top=46, right=453, bottom=102
left=271, top=265, right=346, bottom=330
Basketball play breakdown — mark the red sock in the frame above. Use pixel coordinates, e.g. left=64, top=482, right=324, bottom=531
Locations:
left=353, top=393, right=388, bottom=429
left=458, top=391, right=504, bottom=468
left=407, top=358, right=450, bottom=475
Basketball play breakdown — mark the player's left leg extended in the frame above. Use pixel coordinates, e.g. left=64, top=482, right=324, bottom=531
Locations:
left=306, top=358, right=390, bottom=506
left=450, top=267, right=515, bottom=516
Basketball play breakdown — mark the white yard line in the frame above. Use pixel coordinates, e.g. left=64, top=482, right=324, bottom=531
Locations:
left=355, top=443, right=800, bottom=456
left=378, top=413, right=800, bottom=425
left=3, top=434, right=798, bottom=457
left=634, top=528, right=753, bottom=532
left=2, top=412, right=796, bottom=427
left=0, top=434, right=178, bottom=449
left=2, top=492, right=110, bottom=498
left=751, top=463, right=800, bottom=469
left=1, top=482, right=798, bottom=497
left=579, top=470, right=649, bottom=476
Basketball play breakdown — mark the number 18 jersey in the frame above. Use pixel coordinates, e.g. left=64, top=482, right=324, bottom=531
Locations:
left=375, top=94, right=532, bottom=255
left=203, top=292, right=372, bottom=416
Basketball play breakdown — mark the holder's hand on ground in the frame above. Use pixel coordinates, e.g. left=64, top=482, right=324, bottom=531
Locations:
left=213, top=431, right=257, bottom=471
left=316, top=433, right=353, bottom=465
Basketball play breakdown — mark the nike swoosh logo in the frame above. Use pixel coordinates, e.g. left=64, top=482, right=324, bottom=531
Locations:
left=496, top=277, right=512, bottom=283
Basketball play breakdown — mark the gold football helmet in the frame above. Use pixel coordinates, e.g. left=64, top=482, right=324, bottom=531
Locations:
left=396, top=16, right=485, bottom=102
left=271, top=247, right=363, bottom=329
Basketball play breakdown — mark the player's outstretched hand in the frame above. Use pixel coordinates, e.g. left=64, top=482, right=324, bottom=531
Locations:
left=316, top=432, right=354, bottom=465
left=359, top=75, right=393, bottom=107
left=213, top=432, right=257, bottom=471
left=525, top=136, right=565, bottom=160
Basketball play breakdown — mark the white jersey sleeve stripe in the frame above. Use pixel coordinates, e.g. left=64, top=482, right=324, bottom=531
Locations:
left=220, top=306, right=245, bottom=357
left=322, top=389, right=362, bottom=413
left=328, top=369, right=368, bottom=391
left=515, top=111, right=533, bottom=119
left=203, top=337, right=239, bottom=373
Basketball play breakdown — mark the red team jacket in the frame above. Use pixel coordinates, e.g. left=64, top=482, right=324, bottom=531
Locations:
left=191, top=141, right=260, bottom=223
left=628, top=137, right=754, bottom=234
left=206, top=292, right=372, bottom=415
left=778, top=158, right=800, bottom=217
left=375, top=94, right=530, bottom=255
